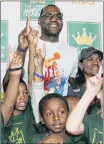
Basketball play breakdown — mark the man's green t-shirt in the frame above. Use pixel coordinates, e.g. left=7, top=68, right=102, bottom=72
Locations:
left=3, top=101, right=37, bottom=144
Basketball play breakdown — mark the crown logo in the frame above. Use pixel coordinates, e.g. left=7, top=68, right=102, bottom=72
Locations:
left=72, top=28, right=97, bottom=45
left=9, top=127, right=25, bottom=143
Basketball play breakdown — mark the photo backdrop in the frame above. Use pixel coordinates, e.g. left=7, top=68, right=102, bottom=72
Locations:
left=1, top=0, right=103, bottom=93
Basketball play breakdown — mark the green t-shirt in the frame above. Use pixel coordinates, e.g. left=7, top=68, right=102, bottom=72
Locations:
left=65, top=136, right=86, bottom=144
left=4, top=100, right=37, bottom=144
left=72, top=114, right=103, bottom=144
left=1, top=112, right=8, bottom=144
left=87, top=101, right=101, bottom=115
left=34, top=122, right=48, bottom=134
left=83, top=114, right=103, bottom=144
left=31, top=133, right=46, bottom=143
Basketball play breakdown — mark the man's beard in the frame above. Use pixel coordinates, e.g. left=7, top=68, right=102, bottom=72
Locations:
left=46, top=31, right=59, bottom=36
left=42, top=26, right=62, bottom=37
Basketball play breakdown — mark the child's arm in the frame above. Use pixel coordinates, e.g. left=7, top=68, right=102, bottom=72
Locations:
left=28, top=28, right=39, bottom=92
left=1, top=53, right=22, bottom=126
left=66, top=66, right=103, bottom=135
left=31, top=44, right=46, bottom=123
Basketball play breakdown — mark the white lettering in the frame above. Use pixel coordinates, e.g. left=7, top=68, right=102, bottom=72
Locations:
left=23, top=4, right=45, bottom=17
left=72, top=0, right=95, bottom=5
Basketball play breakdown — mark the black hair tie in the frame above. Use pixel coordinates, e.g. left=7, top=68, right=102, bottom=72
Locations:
left=9, top=66, right=22, bottom=71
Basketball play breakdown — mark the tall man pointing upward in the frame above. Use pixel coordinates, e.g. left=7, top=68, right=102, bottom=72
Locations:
left=17, top=4, right=78, bottom=96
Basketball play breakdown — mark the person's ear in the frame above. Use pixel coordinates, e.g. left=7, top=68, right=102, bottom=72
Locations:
left=40, top=116, right=45, bottom=124
left=78, top=62, right=83, bottom=71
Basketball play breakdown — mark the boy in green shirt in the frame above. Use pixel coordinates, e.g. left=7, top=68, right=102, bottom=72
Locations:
left=29, top=41, right=85, bottom=144
left=31, top=93, right=73, bottom=143
left=66, top=65, right=103, bottom=144
left=1, top=52, right=36, bottom=144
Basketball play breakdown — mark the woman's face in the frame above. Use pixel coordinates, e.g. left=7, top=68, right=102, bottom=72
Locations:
left=80, top=53, right=102, bottom=77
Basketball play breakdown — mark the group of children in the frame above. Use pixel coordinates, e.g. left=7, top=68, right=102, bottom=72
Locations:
left=1, top=17, right=103, bottom=144
left=1, top=45, right=103, bottom=144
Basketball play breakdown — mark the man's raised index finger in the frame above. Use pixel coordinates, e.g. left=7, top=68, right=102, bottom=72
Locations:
left=26, top=16, right=30, bottom=35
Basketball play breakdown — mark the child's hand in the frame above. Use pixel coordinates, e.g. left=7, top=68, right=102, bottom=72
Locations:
left=34, top=44, right=46, bottom=69
left=86, top=65, right=103, bottom=96
left=9, top=52, right=22, bottom=76
left=40, top=134, right=64, bottom=144
left=28, top=27, right=39, bottom=47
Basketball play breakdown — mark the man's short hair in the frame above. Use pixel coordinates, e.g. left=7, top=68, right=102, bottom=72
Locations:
left=39, top=4, right=60, bottom=17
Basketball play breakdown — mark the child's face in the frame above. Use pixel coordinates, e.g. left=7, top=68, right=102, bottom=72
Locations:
left=15, top=83, right=29, bottom=111
left=41, top=98, right=68, bottom=134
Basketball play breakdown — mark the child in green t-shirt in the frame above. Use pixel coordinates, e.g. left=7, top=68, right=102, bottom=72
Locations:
left=1, top=52, right=36, bottom=144
left=66, top=65, right=103, bottom=144
left=28, top=34, right=85, bottom=143
left=31, top=93, right=71, bottom=143
left=31, top=93, right=86, bottom=144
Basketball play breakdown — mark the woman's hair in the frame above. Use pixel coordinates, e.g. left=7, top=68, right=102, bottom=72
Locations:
left=39, top=93, right=69, bottom=117
left=68, top=66, right=86, bottom=89
left=74, top=66, right=86, bottom=86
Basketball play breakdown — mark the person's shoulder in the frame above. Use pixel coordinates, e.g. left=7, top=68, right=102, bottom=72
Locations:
left=59, top=41, right=78, bottom=52
left=68, top=45, right=78, bottom=54
left=85, top=114, right=99, bottom=119
left=31, top=133, right=46, bottom=143
left=84, top=114, right=101, bottom=124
